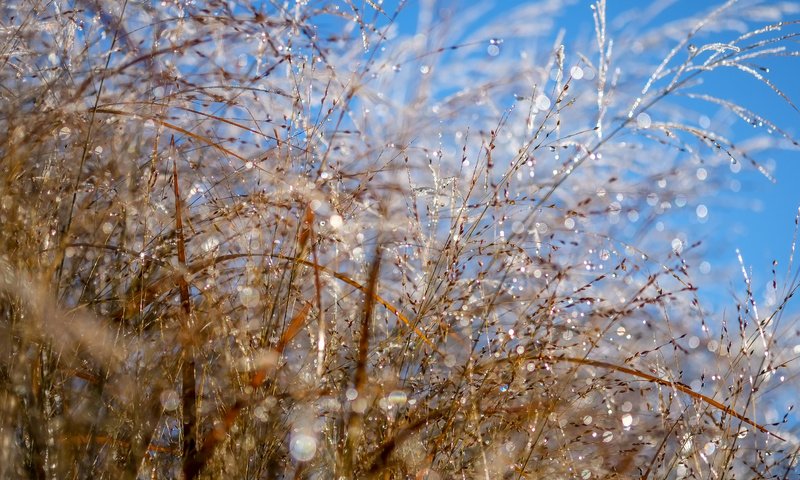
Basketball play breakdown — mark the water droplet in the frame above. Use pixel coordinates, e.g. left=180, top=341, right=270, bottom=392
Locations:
left=290, top=433, right=317, bottom=461
left=636, top=112, right=652, bottom=129
left=419, top=65, right=430, bottom=75
left=696, top=204, right=708, bottom=219
left=254, top=405, right=269, bottom=421
left=621, top=413, right=633, bottom=427
left=703, top=442, right=716, bottom=455
left=392, top=64, right=401, bottom=72
left=59, top=126, right=71, bottom=140
left=696, top=167, right=708, bottom=180
left=387, top=390, right=407, bottom=405
left=345, top=388, right=358, bottom=401
left=535, top=94, right=551, bottom=111
left=239, top=286, right=259, bottom=308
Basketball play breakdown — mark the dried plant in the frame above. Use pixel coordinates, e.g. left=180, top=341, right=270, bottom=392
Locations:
left=1, top=0, right=800, bottom=478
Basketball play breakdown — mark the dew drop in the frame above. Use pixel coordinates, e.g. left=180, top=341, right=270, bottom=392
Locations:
left=636, top=112, right=652, bottom=129
left=621, top=413, right=633, bottom=427
left=703, top=442, right=716, bottom=455
left=535, top=94, right=551, bottom=111
left=387, top=390, right=407, bottom=405
left=345, top=388, right=358, bottom=401
left=696, top=167, right=708, bottom=180
left=239, top=286, right=259, bottom=308
left=290, top=433, right=317, bottom=462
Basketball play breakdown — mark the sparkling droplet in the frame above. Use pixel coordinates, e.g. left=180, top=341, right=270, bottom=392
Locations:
left=696, top=204, right=708, bottom=219
left=346, top=388, right=358, bottom=401
left=703, top=441, right=716, bottom=455
left=239, top=286, right=259, bottom=308
left=621, top=413, right=633, bottom=427
left=290, top=433, right=317, bottom=462
left=636, top=112, right=652, bottom=129
left=535, top=94, right=551, bottom=111
left=387, top=390, right=408, bottom=405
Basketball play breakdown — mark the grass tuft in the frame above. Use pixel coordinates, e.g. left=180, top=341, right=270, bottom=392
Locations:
left=1, top=0, right=800, bottom=478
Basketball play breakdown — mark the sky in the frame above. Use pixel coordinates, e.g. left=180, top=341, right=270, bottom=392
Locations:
left=382, top=0, right=800, bottom=307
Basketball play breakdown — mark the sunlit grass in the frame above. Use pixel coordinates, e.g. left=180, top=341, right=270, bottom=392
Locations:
left=1, top=0, right=800, bottom=478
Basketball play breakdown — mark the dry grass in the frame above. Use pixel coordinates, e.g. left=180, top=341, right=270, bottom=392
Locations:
left=2, top=0, right=800, bottom=478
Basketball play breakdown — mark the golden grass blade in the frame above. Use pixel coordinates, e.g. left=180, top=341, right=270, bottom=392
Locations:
left=553, top=355, right=784, bottom=441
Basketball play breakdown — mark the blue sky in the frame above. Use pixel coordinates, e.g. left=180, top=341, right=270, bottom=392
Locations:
left=379, top=0, right=800, bottom=306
